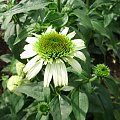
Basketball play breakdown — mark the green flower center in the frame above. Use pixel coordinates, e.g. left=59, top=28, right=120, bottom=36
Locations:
left=38, top=102, right=49, bottom=115
left=34, top=32, right=73, bottom=60
left=94, top=64, right=110, bottom=77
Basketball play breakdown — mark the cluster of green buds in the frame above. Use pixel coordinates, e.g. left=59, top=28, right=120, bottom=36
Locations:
left=93, top=64, right=110, bottom=78
left=7, top=61, right=25, bottom=92
left=37, top=102, right=50, bottom=115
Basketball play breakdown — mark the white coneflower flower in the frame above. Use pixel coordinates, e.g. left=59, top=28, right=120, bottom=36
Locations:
left=20, top=26, right=86, bottom=87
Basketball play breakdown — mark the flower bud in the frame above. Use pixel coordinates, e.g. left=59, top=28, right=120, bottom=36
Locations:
left=37, top=102, right=49, bottom=115
left=16, top=61, right=25, bottom=77
left=7, top=75, right=23, bottom=92
left=94, top=64, right=110, bottom=77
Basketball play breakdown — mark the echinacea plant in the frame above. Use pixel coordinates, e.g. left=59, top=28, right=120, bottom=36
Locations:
left=20, top=26, right=86, bottom=87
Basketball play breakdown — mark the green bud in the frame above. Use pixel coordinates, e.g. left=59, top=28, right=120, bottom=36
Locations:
left=16, top=61, right=25, bottom=77
left=94, top=64, right=110, bottom=77
left=38, top=102, right=49, bottom=115
left=7, top=75, right=23, bottom=92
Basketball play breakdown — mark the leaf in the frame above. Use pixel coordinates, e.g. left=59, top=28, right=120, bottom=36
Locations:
left=14, top=26, right=34, bottom=45
left=96, top=84, right=115, bottom=120
left=113, top=110, right=120, bottom=120
left=104, top=13, right=114, bottom=27
left=61, top=86, right=74, bottom=91
left=2, top=0, right=50, bottom=29
left=8, top=94, right=24, bottom=113
left=0, top=114, right=12, bottom=120
left=44, top=11, right=68, bottom=27
left=59, top=95, right=72, bottom=120
left=72, top=9, right=92, bottom=29
left=35, top=112, right=49, bottom=120
left=4, top=22, right=15, bottom=42
left=64, top=0, right=86, bottom=10
left=91, top=20, right=111, bottom=39
left=16, top=82, right=44, bottom=101
left=43, top=87, right=50, bottom=102
left=71, top=89, right=89, bottom=120
left=50, top=96, right=62, bottom=120
left=1, top=14, right=13, bottom=29
left=50, top=95, right=72, bottom=120
left=88, top=93, right=104, bottom=113
left=15, top=97, right=24, bottom=113
left=105, top=76, right=119, bottom=98
left=0, top=54, right=12, bottom=63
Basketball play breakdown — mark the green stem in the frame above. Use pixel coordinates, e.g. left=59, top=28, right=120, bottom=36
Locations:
left=86, top=0, right=89, bottom=7
left=57, top=0, right=61, bottom=12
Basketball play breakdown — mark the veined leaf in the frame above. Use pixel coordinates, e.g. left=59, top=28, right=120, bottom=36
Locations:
left=2, top=0, right=50, bottom=29
left=50, top=95, right=72, bottom=120
left=71, top=89, right=89, bottom=120
left=16, top=82, right=44, bottom=101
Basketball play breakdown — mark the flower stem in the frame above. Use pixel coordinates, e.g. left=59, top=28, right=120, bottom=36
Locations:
left=86, top=0, right=89, bottom=6
left=57, top=0, right=61, bottom=12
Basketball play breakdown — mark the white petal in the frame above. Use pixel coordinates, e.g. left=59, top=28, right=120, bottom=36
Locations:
left=52, top=62, right=58, bottom=87
left=66, top=57, right=82, bottom=73
left=20, top=50, right=37, bottom=59
left=60, top=27, right=69, bottom=35
left=26, top=37, right=38, bottom=44
left=52, top=61, right=68, bottom=87
left=56, top=63, right=62, bottom=86
left=26, top=59, right=43, bottom=79
left=74, top=51, right=86, bottom=61
left=72, top=39, right=86, bottom=50
left=23, top=56, right=40, bottom=73
left=67, top=31, right=76, bottom=39
left=24, top=44, right=33, bottom=51
left=60, top=62, right=68, bottom=86
left=46, top=26, right=55, bottom=33
left=44, top=64, right=53, bottom=87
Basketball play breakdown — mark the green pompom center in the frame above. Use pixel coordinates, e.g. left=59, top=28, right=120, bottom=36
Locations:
left=94, top=64, right=110, bottom=77
left=38, top=102, right=49, bottom=115
left=34, top=32, right=73, bottom=60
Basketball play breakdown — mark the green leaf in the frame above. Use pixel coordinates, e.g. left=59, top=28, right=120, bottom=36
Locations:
left=14, top=25, right=34, bottom=45
left=4, top=22, right=15, bottom=42
left=43, top=87, right=50, bottom=102
left=96, top=84, right=115, bottom=120
left=113, top=110, right=120, bottom=120
left=105, top=76, right=119, bottom=98
left=71, top=89, right=89, bottom=120
left=0, top=114, right=12, bottom=120
left=50, top=95, right=72, bottom=120
left=16, top=82, right=44, bottom=101
left=2, top=0, right=50, bottom=29
left=88, top=93, right=104, bottom=113
left=1, top=14, right=13, bottom=29
left=15, top=97, right=24, bottom=113
left=59, top=95, right=72, bottom=120
left=35, top=112, right=49, bottom=120
left=72, top=9, right=92, bottom=29
left=63, top=0, right=86, bottom=10
left=35, top=113, right=42, bottom=120
left=104, top=13, right=114, bottom=27
left=44, top=11, right=68, bottom=27
left=9, top=94, right=24, bottom=113
left=0, top=54, right=12, bottom=63
left=91, top=20, right=111, bottom=39
left=50, top=96, right=62, bottom=120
